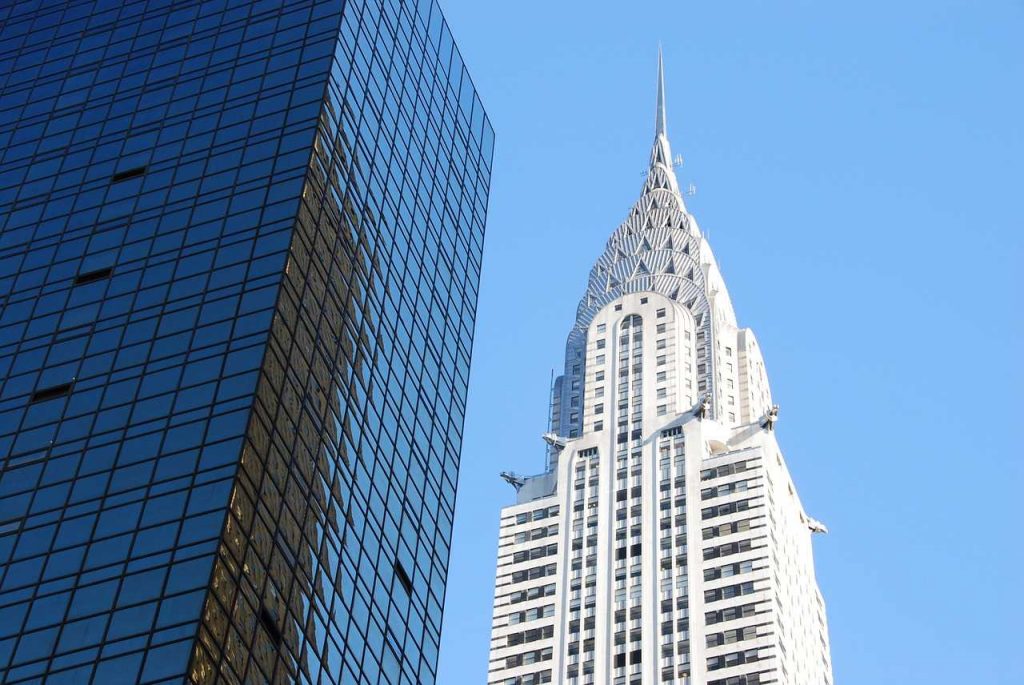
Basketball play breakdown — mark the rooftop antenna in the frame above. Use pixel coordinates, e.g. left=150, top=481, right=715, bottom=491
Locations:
left=671, top=154, right=696, bottom=197
left=639, top=156, right=691, bottom=178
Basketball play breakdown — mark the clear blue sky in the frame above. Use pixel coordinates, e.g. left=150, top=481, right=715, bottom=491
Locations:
left=436, top=1, right=1024, bottom=683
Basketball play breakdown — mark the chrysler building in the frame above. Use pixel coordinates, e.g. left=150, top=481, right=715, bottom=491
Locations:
left=488, top=53, right=834, bottom=685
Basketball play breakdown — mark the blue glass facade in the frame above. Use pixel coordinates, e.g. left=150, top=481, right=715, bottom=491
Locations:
left=0, top=1, right=492, bottom=683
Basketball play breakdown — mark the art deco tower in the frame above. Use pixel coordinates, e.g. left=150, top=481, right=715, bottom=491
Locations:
left=488, top=54, right=832, bottom=685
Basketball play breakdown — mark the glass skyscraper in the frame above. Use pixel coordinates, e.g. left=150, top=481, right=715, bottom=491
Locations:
left=0, top=1, right=492, bottom=684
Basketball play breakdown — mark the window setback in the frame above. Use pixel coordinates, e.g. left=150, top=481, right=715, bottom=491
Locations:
left=258, top=606, right=283, bottom=646
left=394, top=560, right=413, bottom=595
left=74, top=266, right=113, bottom=285
left=30, top=382, right=73, bottom=403
left=111, top=166, right=146, bottom=182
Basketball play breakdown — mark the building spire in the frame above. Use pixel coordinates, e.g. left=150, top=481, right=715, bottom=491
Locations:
left=656, top=45, right=668, bottom=138
left=649, top=47, right=674, bottom=170
left=646, top=46, right=683, bottom=206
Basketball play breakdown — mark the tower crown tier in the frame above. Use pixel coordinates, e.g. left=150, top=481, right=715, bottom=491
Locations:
left=552, top=52, right=760, bottom=447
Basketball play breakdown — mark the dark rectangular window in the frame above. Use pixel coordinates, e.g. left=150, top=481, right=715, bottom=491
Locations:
left=111, top=166, right=146, bottom=182
left=31, top=382, right=73, bottom=403
left=258, top=606, right=283, bottom=646
left=74, top=267, right=113, bottom=285
left=394, top=560, right=413, bottom=595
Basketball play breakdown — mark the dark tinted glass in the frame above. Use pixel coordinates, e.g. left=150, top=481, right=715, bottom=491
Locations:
left=0, top=0, right=492, bottom=683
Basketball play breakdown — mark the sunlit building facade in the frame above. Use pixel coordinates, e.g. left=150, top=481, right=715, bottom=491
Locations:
left=0, top=1, right=492, bottom=683
left=488, top=55, right=831, bottom=685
